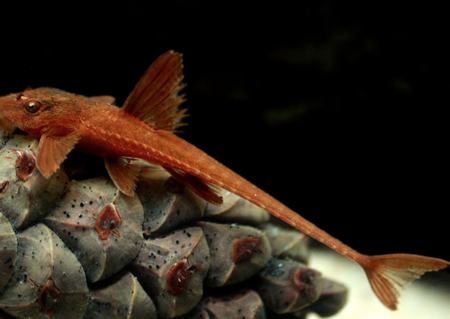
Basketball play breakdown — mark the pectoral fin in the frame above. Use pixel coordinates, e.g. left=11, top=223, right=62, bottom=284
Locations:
left=37, top=126, right=81, bottom=177
left=104, top=157, right=141, bottom=196
left=164, top=167, right=223, bottom=205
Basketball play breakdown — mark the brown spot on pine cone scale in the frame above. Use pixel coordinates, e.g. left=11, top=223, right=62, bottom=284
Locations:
left=37, top=278, right=61, bottom=316
left=94, top=203, right=122, bottom=240
left=11, top=149, right=36, bottom=181
left=167, top=258, right=189, bottom=294
left=292, top=268, right=320, bottom=303
left=232, top=237, right=259, bottom=262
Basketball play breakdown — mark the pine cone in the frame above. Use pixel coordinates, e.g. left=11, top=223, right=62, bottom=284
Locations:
left=0, top=134, right=347, bottom=318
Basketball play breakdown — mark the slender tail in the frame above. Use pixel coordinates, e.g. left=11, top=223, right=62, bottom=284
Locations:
left=226, top=182, right=450, bottom=310
left=217, top=176, right=450, bottom=310
left=160, top=134, right=450, bottom=310
left=204, top=169, right=450, bottom=310
left=360, top=254, right=450, bottom=310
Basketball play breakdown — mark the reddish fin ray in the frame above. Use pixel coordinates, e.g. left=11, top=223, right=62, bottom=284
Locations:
left=361, top=254, right=450, bottom=310
left=164, top=167, right=223, bottom=205
left=104, top=157, right=141, bottom=196
left=37, top=126, right=80, bottom=177
left=121, top=51, right=187, bottom=132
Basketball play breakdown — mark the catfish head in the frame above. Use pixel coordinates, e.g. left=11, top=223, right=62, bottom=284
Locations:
left=0, top=88, right=87, bottom=137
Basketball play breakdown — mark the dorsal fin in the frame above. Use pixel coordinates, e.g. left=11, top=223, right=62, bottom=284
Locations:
left=122, top=51, right=187, bottom=132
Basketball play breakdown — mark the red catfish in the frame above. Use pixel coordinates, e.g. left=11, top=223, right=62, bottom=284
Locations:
left=0, top=51, right=448, bottom=310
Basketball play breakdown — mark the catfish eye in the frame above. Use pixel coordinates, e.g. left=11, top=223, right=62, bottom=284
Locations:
left=24, top=100, right=42, bottom=114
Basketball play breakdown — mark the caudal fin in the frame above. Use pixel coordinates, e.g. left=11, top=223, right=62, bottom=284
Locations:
left=361, top=254, right=449, bottom=310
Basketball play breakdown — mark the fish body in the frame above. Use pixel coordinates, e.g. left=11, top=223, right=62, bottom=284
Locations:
left=0, top=87, right=255, bottom=202
left=0, top=51, right=448, bottom=311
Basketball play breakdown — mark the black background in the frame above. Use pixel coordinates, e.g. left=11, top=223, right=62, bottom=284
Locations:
left=1, top=2, right=448, bottom=262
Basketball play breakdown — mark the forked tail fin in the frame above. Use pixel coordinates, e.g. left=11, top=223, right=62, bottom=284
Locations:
left=361, top=254, right=450, bottom=310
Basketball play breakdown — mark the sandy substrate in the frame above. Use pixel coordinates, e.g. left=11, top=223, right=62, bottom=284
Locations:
left=308, top=247, right=450, bottom=319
